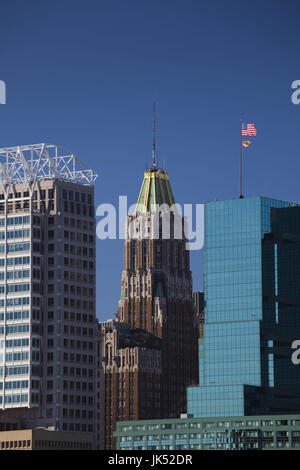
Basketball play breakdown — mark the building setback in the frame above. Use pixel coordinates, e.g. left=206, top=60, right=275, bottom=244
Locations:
left=0, top=144, right=98, bottom=439
left=101, top=166, right=199, bottom=449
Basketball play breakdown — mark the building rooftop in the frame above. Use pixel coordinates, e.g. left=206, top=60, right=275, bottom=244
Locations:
left=135, top=168, right=175, bottom=214
left=0, top=143, right=98, bottom=191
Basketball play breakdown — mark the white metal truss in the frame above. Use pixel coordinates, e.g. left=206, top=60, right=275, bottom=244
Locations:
left=0, top=143, right=98, bottom=198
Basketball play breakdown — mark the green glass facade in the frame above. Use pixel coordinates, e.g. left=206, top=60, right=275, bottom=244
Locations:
left=114, top=414, right=300, bottom=450
left=188, top=197, right=300, bottom=418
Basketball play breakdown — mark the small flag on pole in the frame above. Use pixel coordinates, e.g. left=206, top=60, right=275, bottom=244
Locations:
left=240, top=120, right=257, bottom=198
left=241, top=122, right=257, bottom=136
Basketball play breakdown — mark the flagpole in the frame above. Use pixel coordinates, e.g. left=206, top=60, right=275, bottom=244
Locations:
left=240, top=119, right=244, bottom=199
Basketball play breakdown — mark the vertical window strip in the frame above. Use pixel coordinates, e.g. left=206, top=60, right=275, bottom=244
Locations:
left=274, top=243, right=278, bottom=296
left=268, top=353, right=274, bottom=387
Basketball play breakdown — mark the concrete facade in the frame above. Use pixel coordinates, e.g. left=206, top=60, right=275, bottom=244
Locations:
left=0, top=177, right=97, bottom=437
left=0, top=428, right=93, bottom=450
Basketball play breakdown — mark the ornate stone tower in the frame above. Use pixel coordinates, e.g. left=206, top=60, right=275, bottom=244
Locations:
left=117, top=166, right=198, bottom=418
left=101, top=108, right=198, bottom=448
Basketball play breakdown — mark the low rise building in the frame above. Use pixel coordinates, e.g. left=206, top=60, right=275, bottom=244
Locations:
left=114, top=414, right=300, bottom=450
left=0, top=428, right=93, bottom=450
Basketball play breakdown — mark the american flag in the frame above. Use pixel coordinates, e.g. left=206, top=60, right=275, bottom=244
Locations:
left=241, top=122, right=257, bottom=136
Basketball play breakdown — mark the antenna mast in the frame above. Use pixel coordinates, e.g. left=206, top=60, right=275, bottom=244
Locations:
left=152, top=100, right=156, bottom=169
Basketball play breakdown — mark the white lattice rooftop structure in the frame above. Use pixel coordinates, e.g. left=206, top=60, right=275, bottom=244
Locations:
left=0, top=143, right=98, bottom=197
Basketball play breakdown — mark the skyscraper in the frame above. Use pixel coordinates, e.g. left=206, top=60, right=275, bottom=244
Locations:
left=0, top=143, right=98, bottom=436
left=102, top=165, right=199, bottom=449
left=188, top=196, right=300, bottom=418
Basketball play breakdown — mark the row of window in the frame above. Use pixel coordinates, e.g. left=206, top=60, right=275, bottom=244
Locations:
left=47, top=257, right=94, bottom=270
left=0, top=297, right=30, bottom=307
left=0, top=283, right=30, bottom=294
left=6, top=242, right=30, bottom=253
left=0, top=440, right=31, bottom=449
left=35, top=439, right=92, bottom=449
left=5, top=352, right=29, bottom=362
left=32, top=201, right=54, bottom=212
left=0, top=380, right=28, bottom=390
left=63, top=201, right=94, bottom=217
left=119, top=439, right=300, bottom=450
left=0, top=216, right=30, bottom=226
left=0, top=190, right=31, bottom=200
left=0, top=270, right=30, bottom=281
left=63, top=231, right=94, bottom=243
left=61, top=311, right=94, bottom=323
left=52, top=340, right=93, bottom=352
left=60, top=271, right=94, bottom=284
left=62, top=285, right=94, bottom=296
left=47, top=298, right=94, bottom=311
left=0, top=394, right=28, bottom=404
left=60, top=422, right=93, bottom=433
left=47, top=366, right=93, bottom=378
left=63, top=217, right=94, bottom=231
left=61, top=326, right=94, bottom=336
left=58, top=353, right=93, bottom=364
left=61, top=395, right=94, bottom=405
left=0, top=256, right=30, bottom=267
left=61, top=408, right=94, bottom=419
left=0, top=311, right=29, bottom=321
left=62, top=189, right=92, bottom=204
left=5, top=338, right=29, bottom=348
left=33, top=189, right=54, bottom=200
left=5, top=366, right=29, bottom=376
left=1, top=324, right=30, bottom=335
left=63, top=246, right=94, bottom=258
left=0, top=229, right=30, bottom=240
left=50, top=380, right=94, bottom=392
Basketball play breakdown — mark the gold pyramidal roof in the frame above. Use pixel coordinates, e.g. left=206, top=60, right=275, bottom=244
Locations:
left=135, top=168, right=175, bottom=214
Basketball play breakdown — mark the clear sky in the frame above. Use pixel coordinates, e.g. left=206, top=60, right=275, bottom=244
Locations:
left=0, top=0, right=300, bottom=320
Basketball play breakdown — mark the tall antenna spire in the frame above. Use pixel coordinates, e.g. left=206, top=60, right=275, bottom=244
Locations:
left=152, top=100, right=156, bottom=169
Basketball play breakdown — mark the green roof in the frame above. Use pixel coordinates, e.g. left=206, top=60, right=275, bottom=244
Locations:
left=135, top=168, right=175, bottom=214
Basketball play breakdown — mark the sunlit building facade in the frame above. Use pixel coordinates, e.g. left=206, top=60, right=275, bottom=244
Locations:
left=0, top=144, right=98, bottom=437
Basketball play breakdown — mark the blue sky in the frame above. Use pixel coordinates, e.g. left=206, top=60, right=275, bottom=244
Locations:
left=0, top=0, right=300, bottom=319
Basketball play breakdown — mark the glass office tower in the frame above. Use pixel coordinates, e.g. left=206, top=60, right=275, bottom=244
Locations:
left=188, top=196, right=300, bottom=417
